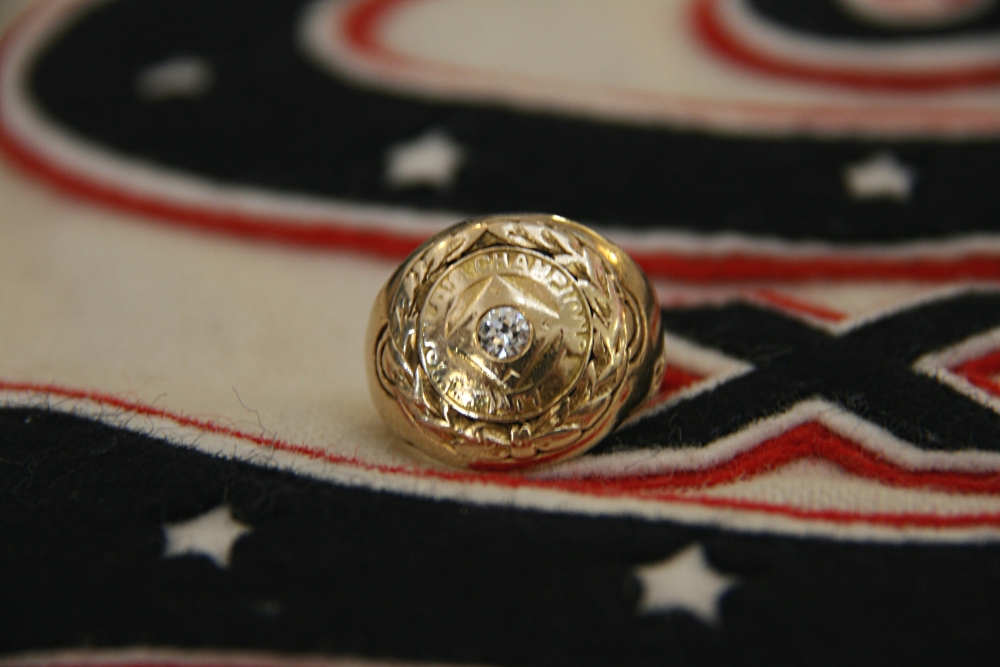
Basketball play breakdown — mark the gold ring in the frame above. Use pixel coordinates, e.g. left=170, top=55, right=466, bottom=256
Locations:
left=366, top=213, right=666, bottom=470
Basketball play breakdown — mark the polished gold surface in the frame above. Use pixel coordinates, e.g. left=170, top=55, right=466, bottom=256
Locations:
left=366, top=213, right=666, bottom=470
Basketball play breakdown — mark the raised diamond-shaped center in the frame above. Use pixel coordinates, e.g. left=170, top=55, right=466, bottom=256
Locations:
left=477, top=306, right=531, bottom=360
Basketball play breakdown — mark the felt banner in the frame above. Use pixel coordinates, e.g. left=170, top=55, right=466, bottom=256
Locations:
left=4, top=1, right=1000, bottom=665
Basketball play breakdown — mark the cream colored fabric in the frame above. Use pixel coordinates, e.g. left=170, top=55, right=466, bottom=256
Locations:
left=0, top=153, right=420, bottom=467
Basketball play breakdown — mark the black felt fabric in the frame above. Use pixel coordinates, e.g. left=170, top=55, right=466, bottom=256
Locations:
left=2, top=407, right=1000, bottom=667
left=607, top=293, right=1000, bottom=453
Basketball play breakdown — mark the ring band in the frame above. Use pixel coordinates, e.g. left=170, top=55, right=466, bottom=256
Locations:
left=366, top=213, right=666, bottom=470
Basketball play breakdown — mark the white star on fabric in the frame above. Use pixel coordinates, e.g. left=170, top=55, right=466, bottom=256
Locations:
left=385, top=130, right=464, bottom=189
left=634, top=543, right=738, bottom=625
left=843, top=151, right=915, bottom=201
left=135, top=55, right=214, bottom=101
left=162, top=505, right=251, bottom=568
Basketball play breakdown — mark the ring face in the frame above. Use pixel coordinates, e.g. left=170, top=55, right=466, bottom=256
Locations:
left=418, top=248, right=591, bottom=421
left=367, top=214, right=666, bottom=470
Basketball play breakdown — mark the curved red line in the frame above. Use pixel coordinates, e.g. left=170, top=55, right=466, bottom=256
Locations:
left=5, top=379, right=1000, bottom=530
left=955, top=349, right=1000, bottom=395
left=693, top=0, right=1000, bottom=91
left=749, top=288, right=847, bottom=322
left=0, top=109, right=425, bottom=261
left=583, top=422, right=1000, bottom=495
left=343, top=0, right=416, bottom=62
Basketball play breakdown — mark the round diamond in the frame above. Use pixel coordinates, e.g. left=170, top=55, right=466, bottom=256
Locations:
left=477, top=306, right=531, bottom=360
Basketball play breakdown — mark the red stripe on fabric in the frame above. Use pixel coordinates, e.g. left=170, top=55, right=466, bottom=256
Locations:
left=651, top=491, right=1000, bottom=529
left=954, top=350, right=1000, bottom=396
left=692, top=0, right=1000, bottom=91
left=749, top=289, right=847, bottom=322
left=342, top=0, right=414, bottom=62
left=575, top=422, right=1000, bottom=495
left=0, top=120, right=426, bottom=260
left=5, top=380, right=1000, bottom=531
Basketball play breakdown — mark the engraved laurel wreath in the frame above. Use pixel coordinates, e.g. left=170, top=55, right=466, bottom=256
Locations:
left=374, top=219, right=651, bottom=464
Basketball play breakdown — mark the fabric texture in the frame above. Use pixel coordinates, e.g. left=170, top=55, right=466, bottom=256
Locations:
left=6, top=1, right=1000, bottom=665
